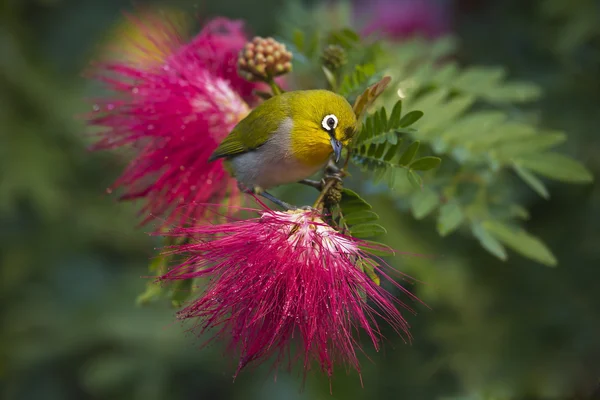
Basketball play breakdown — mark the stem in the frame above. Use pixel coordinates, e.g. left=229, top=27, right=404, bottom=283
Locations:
left=267, top=77, right=283, bottom=96
left=336, top=207, right=351, bottom=235
left=312, top=178, right=338, bottom=210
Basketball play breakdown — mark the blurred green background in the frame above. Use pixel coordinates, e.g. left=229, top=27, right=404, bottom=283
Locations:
left=1, top=0, right=599, bottom=399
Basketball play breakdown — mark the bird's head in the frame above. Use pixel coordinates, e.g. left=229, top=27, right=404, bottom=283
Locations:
left=289, top=90, right=357, bottom=166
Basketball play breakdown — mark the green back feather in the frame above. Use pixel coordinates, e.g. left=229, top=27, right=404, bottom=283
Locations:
left=209, top=95, right=288, bottom=160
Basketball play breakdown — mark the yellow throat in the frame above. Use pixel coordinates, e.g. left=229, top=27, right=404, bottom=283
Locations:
left=289, top=120, right=336, bottom=167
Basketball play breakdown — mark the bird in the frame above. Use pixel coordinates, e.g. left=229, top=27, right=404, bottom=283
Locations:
left=209, top=89, right=357, bottom=209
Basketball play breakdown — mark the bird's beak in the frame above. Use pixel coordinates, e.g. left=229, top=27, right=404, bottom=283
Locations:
left=330, top=137, right=343, bottom=163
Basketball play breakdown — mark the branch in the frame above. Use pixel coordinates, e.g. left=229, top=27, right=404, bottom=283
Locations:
left=312, top=160, right=345, bottom=211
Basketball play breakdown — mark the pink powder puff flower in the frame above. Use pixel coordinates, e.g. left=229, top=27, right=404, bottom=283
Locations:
left=357, top=0, right=452, bottom=41
left=158, top=207, right=418, bottom=381
left=184, top=17, right=262, bottom=104
left=87, top=14, right=258, bottom=227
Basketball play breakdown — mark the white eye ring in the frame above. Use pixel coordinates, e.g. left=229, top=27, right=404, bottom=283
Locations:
left=322, top=114, right=338, bottom=131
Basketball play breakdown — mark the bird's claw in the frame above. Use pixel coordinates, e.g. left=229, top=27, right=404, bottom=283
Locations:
left=324, top=162, right=345, bottom=182
left=323, top=174, right=343, bottom=183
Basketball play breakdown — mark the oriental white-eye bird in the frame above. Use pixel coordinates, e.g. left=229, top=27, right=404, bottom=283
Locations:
left=209, top=89, right=357, bottom=209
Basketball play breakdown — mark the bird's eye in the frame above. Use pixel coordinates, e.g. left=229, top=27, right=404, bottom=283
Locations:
left=321, top=114, right=338, bottom=131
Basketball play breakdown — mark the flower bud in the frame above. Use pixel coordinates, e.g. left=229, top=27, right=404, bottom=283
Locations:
left=321, top=44, right=347, bottom=72
left=237, top=36, right=293, bottom=82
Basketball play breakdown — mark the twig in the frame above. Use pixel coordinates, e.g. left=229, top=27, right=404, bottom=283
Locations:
left=312, top=160, right=346, bottom=211
left=312, top=178, right=338, bottom=211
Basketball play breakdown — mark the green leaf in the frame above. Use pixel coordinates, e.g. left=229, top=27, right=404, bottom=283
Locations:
left=136, top=281, right=163, bottom=306
left=508, top=204, right=530, bottom=220
left=372, top=164, right=387, bottom=183
left=443, top=111, right=507, bottom=143
left=339, top=189, right=372, bottom=214
left=410, top=156, right=441, bottom=171
left=386, top=168, right=397, bottom=189
left=407, top=169, right=423, bottom=189
left=357, top=259, right=381, bottom=286
left=437, top=202, right=464, bottom=236
left=513, top=164, right=550, bottom=199
left=431, top=62, right=459, bottom=85
left=466, top=121, right=534, bottom=148
left=136, top=254, right=168, bottom=305
left=398, top=110, right=424, bottom=127
left=384, top=139, right=403, bottom=161
left=388, top=100, right=403, bottom=129
left=471, top=223, right=507, bottom=261
left=399, top=141, right=420, bottom=165
left=367, top=143, right=376, bottom=157
left=147, top=254, right=168, bottom=273
left=364, top=262, right=381, bottom=286
left=329, top=28, right=360, bottom=49
left=378, top=108, right=388, bottom=134
left=341, top=28, right=360, bottom=43
left=374, top=139, right=386, bottom=159
left=515, top=153, right=593, bottom=183
left=354, top=102, right=413, bottom=147
left=483, top=220, right=557, bottom=266
left=416, top=94, right=475, bottom=137
left=352, top=152, right=389, bottom=175
left=386, top=131, right=398, bottom=145
left=485, top=82, right=542, bottom=103
left=342, top=28, right=360, bottom=42
left=494, top=131, right=566, bottom=158
left=350, top=223, right=387, bottom=238
left=169, top=278, right=194, bottom=308
left=359, top=241, right=396, bottom=256
left=339, top=64, right=377, bottom=97
left=410, top=188, right=440, bottom=219
left=409, top=86, right=450, bottom=115
left=344, top=210, right=379, bottom=225
left=451, top=66, right=505, bottom=93
left=373, top=111, right=383, bottom=136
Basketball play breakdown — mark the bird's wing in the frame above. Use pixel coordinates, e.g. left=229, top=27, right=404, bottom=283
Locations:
left=209, top=96, right=288, bottom=160
left=209, top=130, right=249, bottom=160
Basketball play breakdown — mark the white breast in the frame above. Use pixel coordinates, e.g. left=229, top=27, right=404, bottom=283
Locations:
left=229, top=117, right=326, bottom=190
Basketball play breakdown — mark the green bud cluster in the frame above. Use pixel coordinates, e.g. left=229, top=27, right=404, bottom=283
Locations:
left=324, top=180, right=344, bottom=206
left=321, top=44, right=347, bottom=72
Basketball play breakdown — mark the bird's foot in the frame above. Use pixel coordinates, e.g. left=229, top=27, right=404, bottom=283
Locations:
left=238, top=183, right=317, bottom=212
left=323, top=173, right=343, bottom=182
left=324, top=160, right=345, bottom=181
left=238, top=183, right=296, bottom=210
left=258, top=191, right=297, bottom=211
